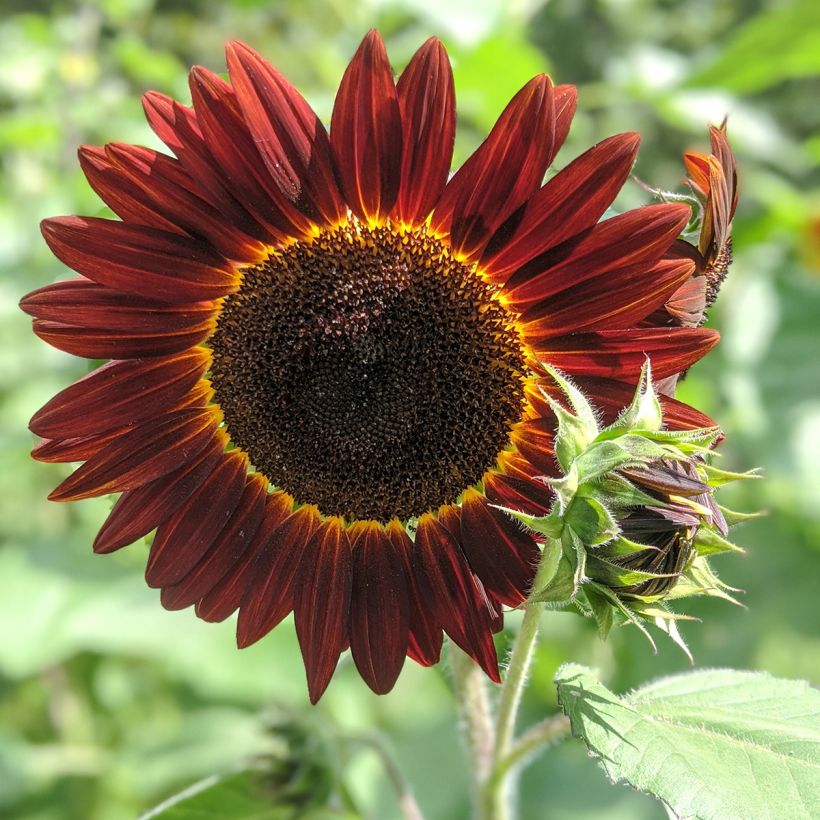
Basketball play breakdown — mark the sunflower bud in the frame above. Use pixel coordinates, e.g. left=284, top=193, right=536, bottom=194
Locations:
left=504, top=362, right=758, bottom=655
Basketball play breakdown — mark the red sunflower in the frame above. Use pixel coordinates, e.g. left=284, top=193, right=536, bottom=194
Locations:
left=22, top=31, right=720, bottom=702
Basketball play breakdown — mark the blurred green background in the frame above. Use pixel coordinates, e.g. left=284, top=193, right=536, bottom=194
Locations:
left=1, top=0, right=818, bottom=818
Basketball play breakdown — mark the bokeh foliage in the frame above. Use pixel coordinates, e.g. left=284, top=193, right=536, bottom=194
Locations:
left=1, top=0, right=818, bottom=818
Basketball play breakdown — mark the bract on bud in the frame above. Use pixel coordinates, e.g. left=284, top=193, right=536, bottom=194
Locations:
left=502, top=361, right=758, bottom=656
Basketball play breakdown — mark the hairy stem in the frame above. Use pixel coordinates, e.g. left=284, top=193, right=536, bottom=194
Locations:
left=482, top=543, right=561, bottom=819
left=449, top=642, right=496, bottom=815
left=493, top=714, right=571, bottom=784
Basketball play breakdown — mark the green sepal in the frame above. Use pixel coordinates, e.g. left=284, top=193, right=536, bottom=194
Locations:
left=718, top=505, right=766, bottom=526
left=701, top=464, right=764, bottom=487
left=593, top=474, right=669, bottom=511
left=583, top=585, right=615, bottom=639
left=630, top=602, right=698, bottom=622
left=566, top=495, right=619, bottom=547
left=651, top=607, right=694, bottom=661
left=587, top=554, right=676, bottom=588
left=532, top=535, right=562, bottom=592
left=614, top=434, right=685, bottom=463
left=584, top=581, right=657, bottom=651
left=498, top=505, right=562, bottom=539
left=667, top=556, right=745, bottom=607
left=529, top=554, right=576, bottom=605
left=550, top=396, right=598, bottom=473
left=572, top=439, right=647, bottom=483
left=563, top=526, right=588, bottom=596
left=598, top=535, right=660, bottom=560
left=544, top=465, right=579, bottom=513
left=542, top=366, right=600, bottom=440
left=693, top=526, right=746, bottom=556
left=637, top=426, right=722, bottom=452
left=602, top=360, right=662, bottom=434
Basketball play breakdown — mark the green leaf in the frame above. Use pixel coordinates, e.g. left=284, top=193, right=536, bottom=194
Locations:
left=139, top=767, right=345, bottom=820
left=555, top=665, right=820, bottom=820
left=686, top=0, right=820, bottom=93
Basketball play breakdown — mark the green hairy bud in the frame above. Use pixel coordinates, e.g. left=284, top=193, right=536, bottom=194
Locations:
left=502, top=361, right=758, bottom=656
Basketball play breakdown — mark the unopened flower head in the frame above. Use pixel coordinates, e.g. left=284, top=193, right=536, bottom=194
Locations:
left=504, top=362, right=757, bottom=655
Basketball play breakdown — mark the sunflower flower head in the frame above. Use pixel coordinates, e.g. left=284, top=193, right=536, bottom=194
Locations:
left=505, top=362, right=756, bottom=655
left=23, top=30, right=723, bottom=701
left=648, top=121, right=739, bottom=332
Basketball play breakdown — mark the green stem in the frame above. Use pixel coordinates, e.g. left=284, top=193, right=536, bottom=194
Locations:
left=493, top=714, right=571, bottom=784
left=343, top=733, right=425, bottom=820
left=481, top=543, right=561, bottom=819
left=449, top=642, right=496, bottom=815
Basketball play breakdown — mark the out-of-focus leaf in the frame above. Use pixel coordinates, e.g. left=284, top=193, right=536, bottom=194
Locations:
left=555, top=664, right=820, bottom=820
left=140, top=767, right=351, bottom=820
left=686, top=0, right=820, bottom=92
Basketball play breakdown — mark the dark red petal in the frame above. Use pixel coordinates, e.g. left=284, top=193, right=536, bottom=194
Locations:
left=393, top=37, right=455, bottom=226
left=34, top=385, right=209, bottom=465
left=293, top=518, right=353, bottom=703
left=160, top=474, right=269, bottom=611
left=103, top=142, right=267, bottom=262
left=330, top=30, right=402, bottom=224
left=142, top=92, right=204, bottom=161
left=79, top=145, right=183, bottom=233
left=30, top=350, right=209, bottom=440
left=195, top=491, right=293, bottom=622
left=552, top=84, right=578, bottom=158
left=21, top=278, right=215, bottom=329
left=48, top=407, right=219, bottom=501
left=33, top=427, right=126, bottom=463
left=349, top=522, right=409, bottom=694
left=460, top=488, right=539, bottom=606
left=502, top=203, right=691, bottom=309
left=235, top=504, right=320, bottom=644
left=31, top=319, right=210, bottom=360
left=482, top=132, right=640, bottom=281
left=93, top=432, right=226, bottom=554
left=386, top=520, right=443, bottom=667
left=535, top=327, right=720, bottom=380
left=521, top=256, right=695, bottom=342
left=188, top=66, right=315, bottom=241
left=437, top=503, right=504, bottom=635
left=146, top=450, right=248, bottom=588
left=225, top=41, right=344, bottom=226
left=22, top=279, right=216, bottom=359
left=141, top=92, right=271, bottom=241
left=41, top=217, right=237, bottom=304
left=484, top=471, right=554, bottom=516
left=511, top=417, right=559, bottom=477
left=414, top=514, right=500, bottom=682
left=497, top=449, right=549, bottom=483
left=431, top=76, right=556, bottom=260
left=660, top=273, right=708, bottom=328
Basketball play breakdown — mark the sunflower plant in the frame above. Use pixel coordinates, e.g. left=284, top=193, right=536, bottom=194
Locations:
left=21, top=29, right=818, bottom=820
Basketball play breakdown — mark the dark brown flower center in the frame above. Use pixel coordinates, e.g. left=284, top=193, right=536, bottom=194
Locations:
left=209, top=220, right=527, bottom=522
